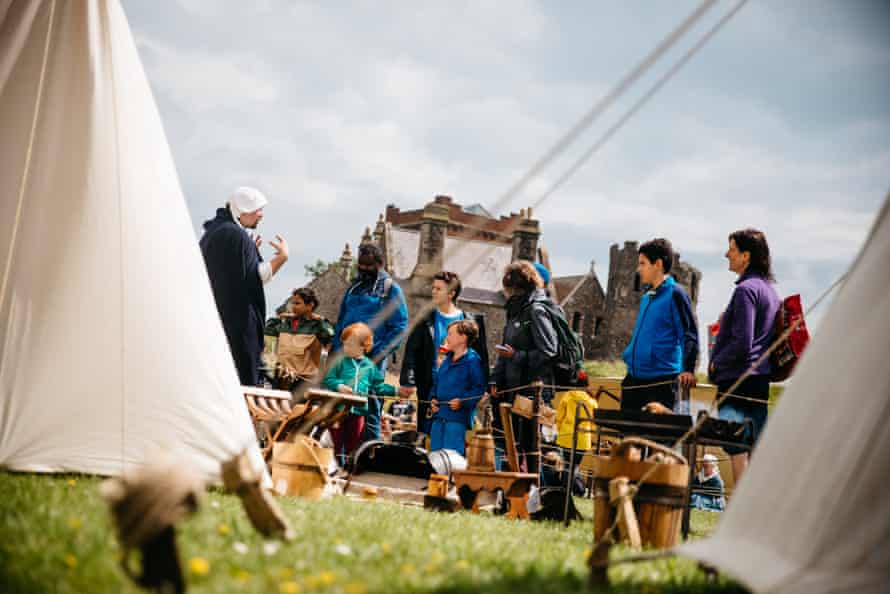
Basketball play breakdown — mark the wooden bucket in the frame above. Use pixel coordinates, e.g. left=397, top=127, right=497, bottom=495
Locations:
left=465, top=431, right=496, bottom=472
left=589, top=438, right=688, bottom=549
left=271, top=436, right=334, bottom=501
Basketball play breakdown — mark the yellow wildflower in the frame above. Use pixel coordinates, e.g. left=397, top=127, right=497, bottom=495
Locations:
left=400, top=563, right=415, bottom=575
left=189, top=557, right=210, bottom=576
left=279, top=582, right=300, bottom=594
left=345, top=582, right=366, bottom=594
left=217, top=522, right=231, bottom=536
left=277, top=567, right=294, bottom=579
left=63, top=554, right=78, bottom=568
left=319, top=571, right=336, bottom=586
left=67, top=517, right=82, bottom=530
left=455, top=559, right=470, bottom=571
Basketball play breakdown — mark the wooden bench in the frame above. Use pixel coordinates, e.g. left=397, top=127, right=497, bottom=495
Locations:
left=243, top=387, right=296, bottom=455
left=266, top=388, right=368, bottom=460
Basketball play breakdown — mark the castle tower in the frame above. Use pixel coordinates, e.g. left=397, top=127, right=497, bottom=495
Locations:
left=409, top=197, right=450, bottom=298
left=338, top=243, right=353, bottom=282
left=511, top=208, right=540, bottom=262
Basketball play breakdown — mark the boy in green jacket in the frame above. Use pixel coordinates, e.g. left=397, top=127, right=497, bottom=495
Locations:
left=323, top=323, right=396, bottom=463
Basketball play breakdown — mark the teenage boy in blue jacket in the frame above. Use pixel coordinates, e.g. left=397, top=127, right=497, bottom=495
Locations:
left=429, top=320, right=487, bottom=455
left=621, top=238, right=699, bottom=411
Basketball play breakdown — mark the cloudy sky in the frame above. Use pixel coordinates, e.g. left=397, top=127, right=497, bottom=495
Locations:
left=123, top=0, right=890, bottom=359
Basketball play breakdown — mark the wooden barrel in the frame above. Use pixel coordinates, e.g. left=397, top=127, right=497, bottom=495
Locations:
left=465, top=431, right=495, bottom=472
left=271, top=436, right=334, bottom=501
left=589, top=438, right=688, bottom=549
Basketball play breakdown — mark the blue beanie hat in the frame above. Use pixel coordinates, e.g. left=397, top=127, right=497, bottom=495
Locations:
left=533, top=262, right=551, bottom=285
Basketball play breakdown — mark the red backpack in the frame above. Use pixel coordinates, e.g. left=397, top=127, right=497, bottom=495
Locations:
left=770, top=294, right=810, bottom=382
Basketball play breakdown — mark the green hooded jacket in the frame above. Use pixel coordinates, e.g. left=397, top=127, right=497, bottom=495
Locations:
left=322, top=355, right=395, bottom=415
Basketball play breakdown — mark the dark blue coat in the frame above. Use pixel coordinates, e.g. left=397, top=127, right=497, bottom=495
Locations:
left=430, top=348, right=486, bottom=427
left=200, top=207, right=265, bottom=385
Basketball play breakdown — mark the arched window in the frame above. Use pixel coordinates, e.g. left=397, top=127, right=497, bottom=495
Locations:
left=594, top=317, right=604, bottom=337
left=572, top=311, right=583, bottom=332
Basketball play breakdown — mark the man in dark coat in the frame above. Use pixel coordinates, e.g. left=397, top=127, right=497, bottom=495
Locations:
left=200, top=187, right=289, bottom=386
left=399, top=271, right=489, bottom=436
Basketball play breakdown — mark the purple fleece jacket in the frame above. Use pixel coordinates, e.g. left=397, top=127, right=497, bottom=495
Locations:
left=710, top=272, right=781, bottom=384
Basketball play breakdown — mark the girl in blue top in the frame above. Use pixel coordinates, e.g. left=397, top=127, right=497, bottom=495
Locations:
left=429, top=320, right=487, bottom=455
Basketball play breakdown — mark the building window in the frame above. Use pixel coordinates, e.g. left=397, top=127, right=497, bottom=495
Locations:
left=572, top=311, right=583, bottom=332
left=594, top=317, right=604, bottom=337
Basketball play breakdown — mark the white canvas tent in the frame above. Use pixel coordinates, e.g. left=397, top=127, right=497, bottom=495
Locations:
left=0, top=0, right=264, bottom=482
left=679, top=196, right=890, bottom=593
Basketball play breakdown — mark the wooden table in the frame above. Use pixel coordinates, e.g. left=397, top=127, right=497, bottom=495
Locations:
left=451, top=470, right=538, bottom=519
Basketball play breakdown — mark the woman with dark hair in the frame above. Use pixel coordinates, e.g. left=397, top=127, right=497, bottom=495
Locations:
left=709, top=228, right=781, bottom=483
left=264, top=286, right=335, bottom=390
left=491, top=261, right=559, bottom=470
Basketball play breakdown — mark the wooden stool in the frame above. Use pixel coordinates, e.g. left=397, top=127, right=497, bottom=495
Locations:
left=452, top=470, right=537, bottom=519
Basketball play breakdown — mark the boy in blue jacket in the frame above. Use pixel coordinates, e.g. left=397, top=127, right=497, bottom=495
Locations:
left=429, top=320, right=487, bottom=455
left=621, top=238, right=699, bottom=411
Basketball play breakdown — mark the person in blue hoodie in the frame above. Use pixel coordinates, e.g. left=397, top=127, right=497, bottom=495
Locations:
left=621, top=238, right=699, bottom=411
left=428, top=319, right=487, bottom=455
left=332, top=242, right=409, bottom=442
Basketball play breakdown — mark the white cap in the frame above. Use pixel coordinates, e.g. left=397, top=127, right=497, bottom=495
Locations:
left=228, top=186, right=268, bottom=218
left=702, top=453, right=719, bottom=463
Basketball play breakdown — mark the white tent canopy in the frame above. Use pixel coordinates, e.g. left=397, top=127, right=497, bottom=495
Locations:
left=0, top=0, right=263, bottom=482
left=680, top=196, right=890, bottom=592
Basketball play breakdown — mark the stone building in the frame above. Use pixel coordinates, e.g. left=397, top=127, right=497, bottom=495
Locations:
left=308, top=195, right=701, bottom=367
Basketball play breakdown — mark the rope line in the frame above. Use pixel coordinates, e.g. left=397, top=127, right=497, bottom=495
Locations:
left=320, top=0, right=717, bottom=378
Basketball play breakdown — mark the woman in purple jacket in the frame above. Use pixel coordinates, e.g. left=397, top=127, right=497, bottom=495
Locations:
left=709, top=229, right=780, bottom=484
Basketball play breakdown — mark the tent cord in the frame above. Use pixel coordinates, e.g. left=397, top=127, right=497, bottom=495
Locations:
left=320, top=0, right=718, bottom=378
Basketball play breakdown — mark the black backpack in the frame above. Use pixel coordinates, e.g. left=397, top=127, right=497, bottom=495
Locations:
left=538, top=300, right=585, bottom=386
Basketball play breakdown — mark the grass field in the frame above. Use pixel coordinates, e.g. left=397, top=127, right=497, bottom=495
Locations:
left=0, top=471, right=746, bottom=594
left=1, top=361, right=760, bottom=593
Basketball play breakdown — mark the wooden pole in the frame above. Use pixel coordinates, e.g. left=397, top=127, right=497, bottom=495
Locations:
left=499, top=403, right=520, bottom=473
left=529, top=380, right=543, bottom=475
